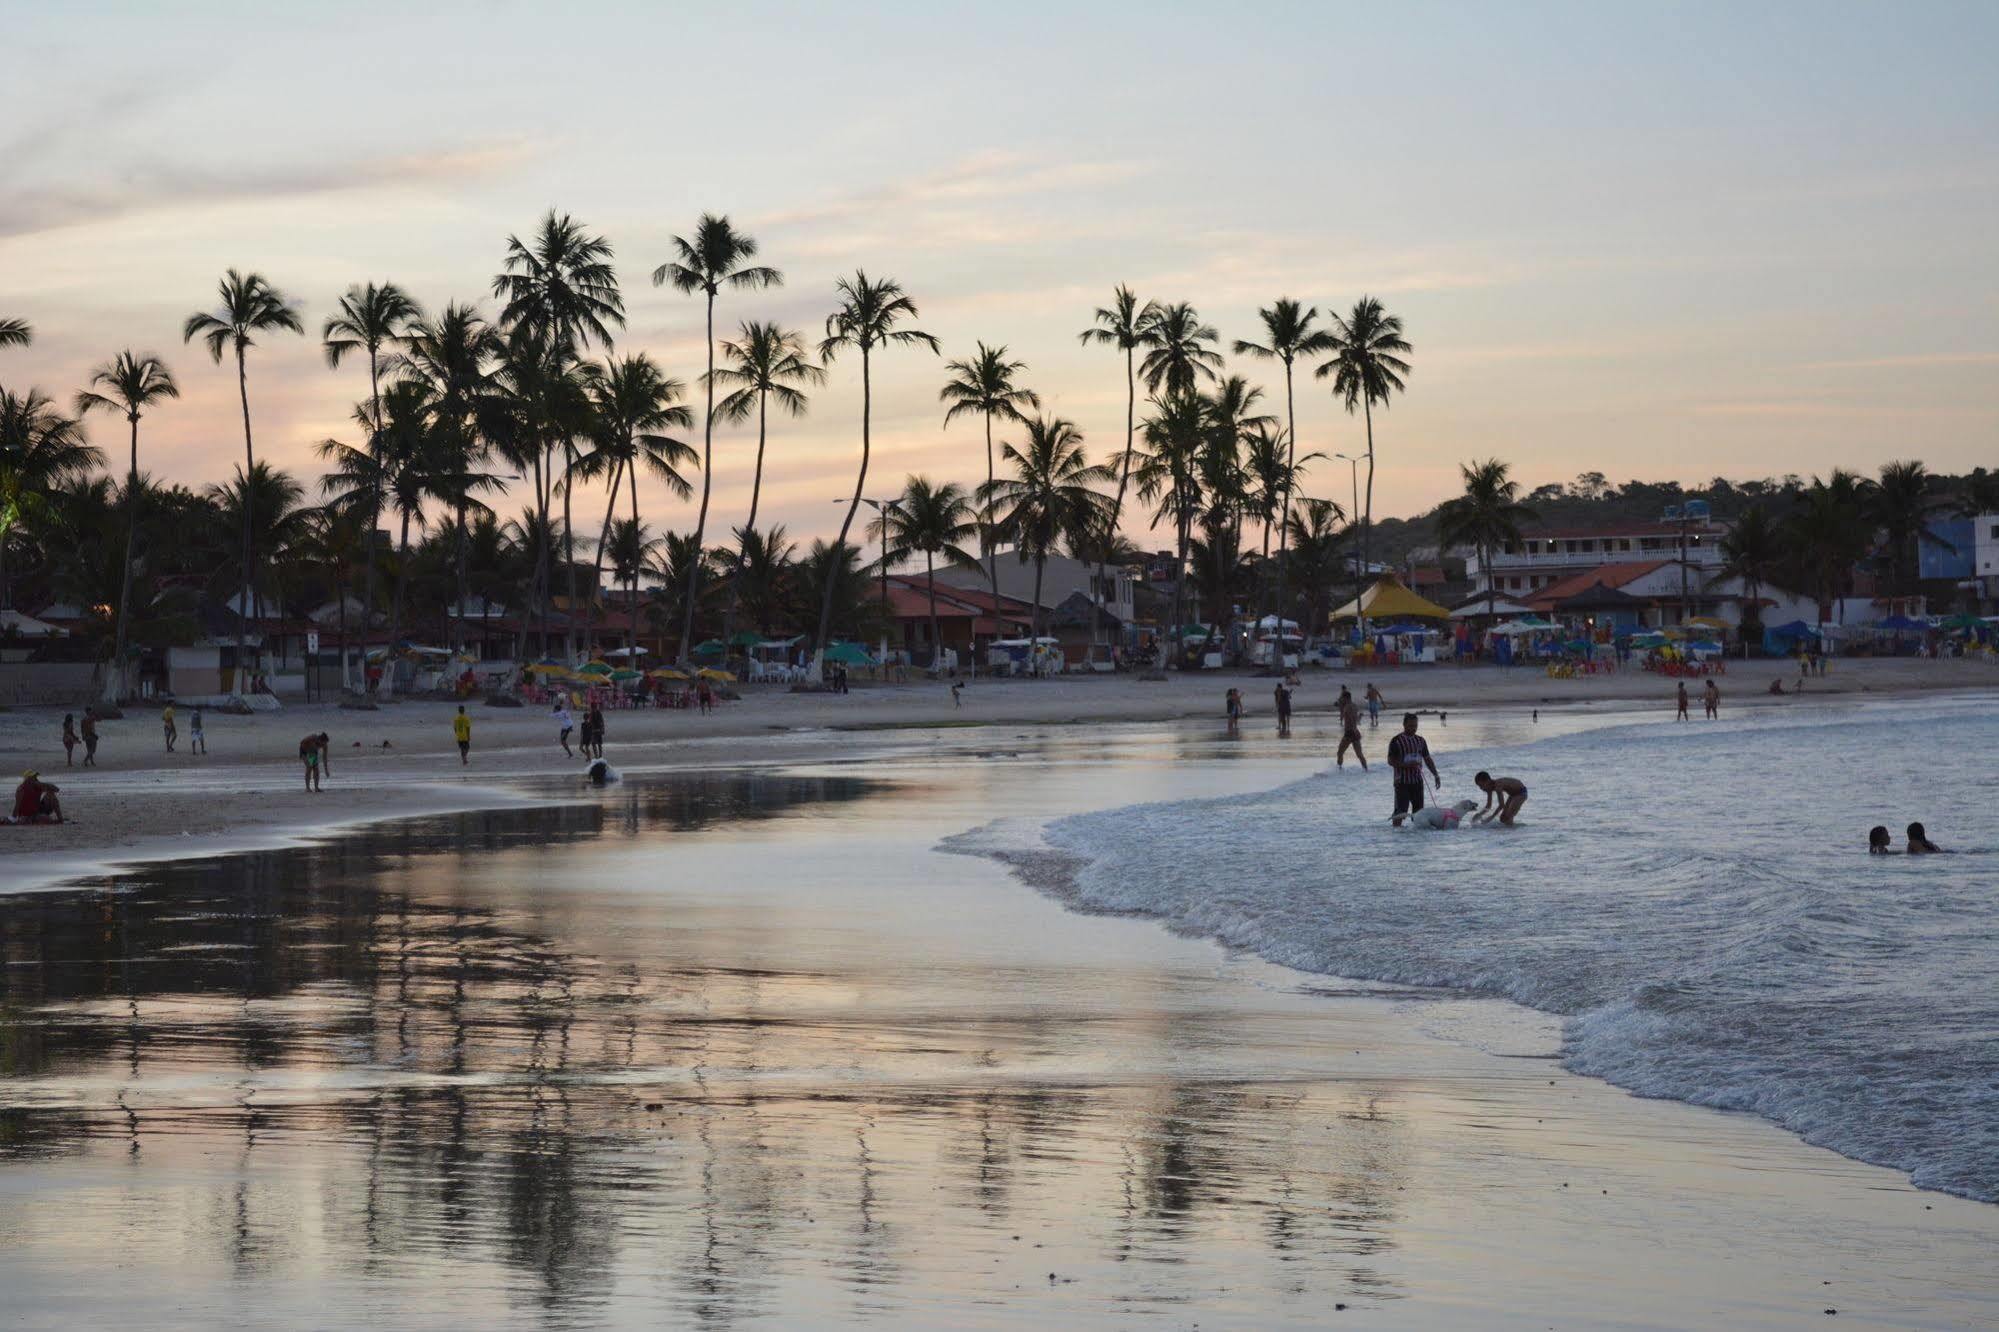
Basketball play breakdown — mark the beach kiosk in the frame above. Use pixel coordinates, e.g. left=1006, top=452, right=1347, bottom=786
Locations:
left=1329, top=576, right=1451, bottom=664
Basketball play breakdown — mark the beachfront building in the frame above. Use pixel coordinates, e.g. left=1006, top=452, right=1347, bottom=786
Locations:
left=936, top=551, right=1136, bottom=630
left=1464, top=519, right=1727, bottom=602
left=884, top=574, right=1034, bottom=668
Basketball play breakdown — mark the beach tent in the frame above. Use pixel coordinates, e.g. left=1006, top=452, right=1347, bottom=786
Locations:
left=727, top=630, right=764, bottom=648
left=1763, top=620, right=1821, bottom=654
left=689, top=639, right=727, bottom=660
left=823, top=641, right=875, bottom=666
left=1330, top=575, right=1450, bottom=622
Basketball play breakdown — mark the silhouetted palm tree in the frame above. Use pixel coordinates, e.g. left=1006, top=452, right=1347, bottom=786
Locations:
left=1284, top=498, right=1347, bottom=642
left=1078, top=286, right=1161, bottom=659
left=940, top=343, right=1040, bottom=602
left=1235, top=298, right=1334, bottom=639
left=713, top=321, right=822, bottom=637
left=1784, top=471, right=1874, bottom=622
left=0, top=318, right=29, bottom=348
left=1435, top=459, right=1536, bottom=620
left=654, top=214, right=781, bottom=663
left=0, top=388, right=101, bottom=608
left=1135, top=391, right=1210, bottom=664
left=76, top=351, right=180, bottom=697
left=585, top=354, right=696, bottom=650
left=983, top=417, right=1114, bottom=658
left=183, top=269, right=303, bottom=682
left=1138, top=302, right=1223, bottom=398
left=816, top=271, right=938, bottom=671
left=1870, top=459, right=1932, bottom=597
left=1317, top=297, right=1411, bottom=630
left=872, top=476, right=978, bottom=668
left=1710, top=502, right=1781, bottom=637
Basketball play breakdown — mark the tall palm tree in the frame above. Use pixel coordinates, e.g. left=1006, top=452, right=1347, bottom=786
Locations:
left=0, top=318, right=29, bottom=348
left=490, top=327, right=597, bottom=657
left=1783, top=470, right=1874, bottom=622
left=75, top=352, right=179, bottom=699
left=1870, top=459, right=1932, bottom=598
left=871, top=476, right=978, bottom=669
left=0, top=388, right=101, bottom=608
left=204, top=462, right=310, bottom=629
left=183, top=269, right=303, bottom=685
left=733, top=523, right=797, bottom=636
left=495, top=212, right=624, bottom=657
left=1202, top=375, right=1276, bottom=598
left=713, top=321, right=822, bottom=637
left=1284, top=498, right=1347, bottom=643
left=1234, top=299, right=1334, bottom=643
left=1077, top=287, right=1162, bottom=661
left=939, top=343, right=1040, bottom=603
left=815, top=271, right=939, bottom=674
left=1134, top=391, right=1211, bottom=666
left=1317, top=297, right=1411, bottom=633
left=1138, top=302, right=1223, bottom=398
left=584, top=354, right=696, bottom=651
left=654, top=214, right=781, bottom=664
left=983, top=417, right=1115, bottom=659
left=1710, top=502, right=1781, bottom=638
left=1435, top=459, right=1536, bottom=620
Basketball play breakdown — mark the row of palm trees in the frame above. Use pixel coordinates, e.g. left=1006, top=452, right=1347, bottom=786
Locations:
left=7, top=222, right=1418, bottom=685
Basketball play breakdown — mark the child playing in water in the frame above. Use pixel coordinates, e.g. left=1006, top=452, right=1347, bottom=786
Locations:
left=1472, top=771, right=1529, bottom=825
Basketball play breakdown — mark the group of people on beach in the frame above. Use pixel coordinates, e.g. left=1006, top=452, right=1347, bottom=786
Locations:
left=1675, top=679, right=1721, bottom=719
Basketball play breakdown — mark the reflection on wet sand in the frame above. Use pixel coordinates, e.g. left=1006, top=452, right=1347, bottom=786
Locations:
left=1, top=767, right=1407, bottom=1328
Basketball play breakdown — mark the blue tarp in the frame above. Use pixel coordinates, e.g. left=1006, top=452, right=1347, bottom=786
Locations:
left=1875, top=615, right=1926, bottom=632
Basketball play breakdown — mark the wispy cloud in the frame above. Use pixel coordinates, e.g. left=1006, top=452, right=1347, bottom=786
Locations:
left=758, top=150, right=1149, bottom=231
left=0, top=140, right=542, bottom=240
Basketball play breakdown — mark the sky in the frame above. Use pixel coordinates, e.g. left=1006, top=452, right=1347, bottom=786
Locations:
left=4, top=0, right=1996, bottom=553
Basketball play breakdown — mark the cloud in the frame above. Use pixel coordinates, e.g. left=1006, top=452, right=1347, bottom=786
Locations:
left=0, top=140, right=541, bottom=240
left=757, top=150, right=1149, bottom=232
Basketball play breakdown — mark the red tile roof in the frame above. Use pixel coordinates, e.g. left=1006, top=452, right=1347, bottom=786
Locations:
left=1524, top=561, right=1670, bottom=609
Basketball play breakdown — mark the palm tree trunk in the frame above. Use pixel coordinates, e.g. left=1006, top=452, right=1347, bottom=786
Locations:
left=723, top=390, right=771, bottom=645
left=1031, top=555, right=1047, bottom=674
left=357, top=349, right=383, bottom=692
left=816, top=345, right=871, bottom=681
left=452, top=503, right=470, bottom=655
left=1267, top=357, right=1300, bottom=669
left=1359, top=395, right=1377, bottom=640
left=1090, top=343, right=1137, bottom=666
left=628, top=463, right=642, bottom=655
left=984, top=412, right=1000, bottom=604
left=591, top=454, right=625, bottom=630
left=390, top=508, right=411, bottom=652
left=679, top=290, right=717, bottom=665
left=234, top=343, right=255, bottom=694
left=531, top=447, right=548, bottom=659
left=926, top=549, right=941, bottom=670
left=110, top=413, right=140, bottom=702
left=563, top=441, right=580, bottom=660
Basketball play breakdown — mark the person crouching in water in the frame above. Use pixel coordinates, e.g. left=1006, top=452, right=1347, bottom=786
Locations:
left=1472, top=771, right=1528, bottom=825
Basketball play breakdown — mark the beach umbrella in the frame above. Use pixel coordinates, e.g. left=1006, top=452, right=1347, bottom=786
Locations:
left=696, top=667, right=736, bottom=683
left=689, top=639, right=727, bottom=659
left=577, top=661, right=612, bottom=676
left=647, top=667, right=690, bottom=681
left=1874, top=614, right=1925, bottom=632
left=727, top=630, right=763, bottom=648
left=1687, top=616, right=1730, bottom=632
left=1687, top=638, right=1723, bottom=653
left=824, top=641, right=875, bottom=666
left=610, top=668, right=642, bottom=682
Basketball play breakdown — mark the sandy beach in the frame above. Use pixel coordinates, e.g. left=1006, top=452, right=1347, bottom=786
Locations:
left=5, top=655, right=1993, bottom=891
left=1, top=706, right=1995, bottom=1329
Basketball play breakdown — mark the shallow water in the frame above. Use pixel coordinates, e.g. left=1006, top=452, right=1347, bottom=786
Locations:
left=3, top=712, right=1995, bottom=1329
left=954, top=695, right=1999, bottom=1202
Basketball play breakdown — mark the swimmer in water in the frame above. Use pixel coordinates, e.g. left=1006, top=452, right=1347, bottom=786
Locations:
left=1868, top=825, right=1892, bottom=854
left=1906, top=822, right=1943, bottom=854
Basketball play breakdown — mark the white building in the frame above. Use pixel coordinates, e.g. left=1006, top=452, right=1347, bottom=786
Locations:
left=1976, top=512, right=1999, bottom=588
left=1465, top=520, right=1728, bottom=601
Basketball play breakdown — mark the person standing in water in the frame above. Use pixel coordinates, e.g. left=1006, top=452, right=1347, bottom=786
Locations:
left=1273, top=679, right=1293, bottom=733
left=299, top=732, right=328, bottom=792
left=1364, top=683, right=1385, bottom=727
left=1387, top=713, right=1439, bottom=826
left=1868, top=826, right=1893, bottom=854
left=1335, top=688, right=1368, bottom=769
left=553, top=701, right=575, bottom=757
left=1703, top=678, right=1720, bottom=719
left=1675, top=681, right=1690, bottom=721
left=1906, top=822, right=1943, bottom=854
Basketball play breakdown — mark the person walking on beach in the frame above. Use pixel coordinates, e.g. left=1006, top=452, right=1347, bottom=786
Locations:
left=1472, top=771, right=1528, bottom=825
left=554, top=701, right=575, bottom=757
left=587, top=703, right=606, bottom=758
left=1224, top=687, right=1243, bottom=733
left=299, top=732, right=328, bottom=792
left=189, top=706, right=206, bottom=755
left=1364, top=683, right=1385, bottom=727
left=453, top=705, right=472, bottom=766
left=951, top=680, right=963, bottom=708
left=80, top=708, right=99, bottom=767
left=61, top=714, right=77, bottom=767
left=1387, top=713, right=1440, bottom=827
left=161, top=702, right=177, bottom=753
left=1703, top=679, right=1720, bottom=720
left=1675, top=681, right=1690, bottom=721
left=1336, top=688, right=1368, bottom=769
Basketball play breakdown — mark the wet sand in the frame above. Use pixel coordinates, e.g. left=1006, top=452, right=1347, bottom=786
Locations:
left=1, top=718, right=1996, bottom=1328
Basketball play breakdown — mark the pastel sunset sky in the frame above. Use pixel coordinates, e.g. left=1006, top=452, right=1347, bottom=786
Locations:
left=5, top=1, right=1995, bottom=549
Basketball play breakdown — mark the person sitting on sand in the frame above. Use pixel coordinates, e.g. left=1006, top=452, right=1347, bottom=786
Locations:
left=299, top=732, right=329, bottom=792
left=1335, top=688, right=1368, bottom=770
left=61, top=714, right=78, bottom=767
left=1868, top=826, right=1893, bottom=854
left=11, top=770, right=63, bottom=823
left=1472, top=771, right=1529, bottom=825
left=1906, top=822, right=1944, bottom=854
left=1768, top=678, right=1785, bottom=695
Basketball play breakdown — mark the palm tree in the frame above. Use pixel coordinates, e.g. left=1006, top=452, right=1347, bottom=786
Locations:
left=0, top=318, right=29, bottom=348
left=983, top=417, right=1115, bottom=659
left=1284, top=498, right=1347, bottom=643
left=1077, top=287, right=1162, bottom=661
left=1710, top=502, right=1781, bottom=639
left=872, top=476, right=978, bottom=669
left=494, top=212, right=624, bottom=656
left=0, top=388, right=101, bottom=608
left=1870, top=460, right=1932, bottom=598
left=1138, top=302, right=1223, bottom=398
left=939, top=343, right=1040, bottom=602
left=490, top=327, right=597, bottom=656
left=1316, top=297, right=1412, bottom=633
left=713, top=321, right=822, bottom=637
left=815, top=271, right=939, bottom=675
left=585, top=354, right=696, bottom=651
left=653, top=214, right=781, bottom=664
left=1134, top=391, right=1211, bottom=665
left=1234, top=299, right=1334, bottom=642
left=1953, top=470, right=1999, bottom=521
left=1435, top=459, right=1536, bottom=620
left=1783, top=471, right=1874, bottom=622
left=733, top=524, right=798, bottom=636
left=183, top=269, right=303, bottom=685
left=204, top=462, right=311, bottom=628
left=75, top=352, right=179, bottom=699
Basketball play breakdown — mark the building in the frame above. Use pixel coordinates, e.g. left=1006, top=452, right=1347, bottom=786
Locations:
left=1464, top=518, right=1728, bottom=602
left=936, top=551, right=1136, bottom=629
left=884, top=574, right=1033, bottom=667
left=1975, top=513, right=1999, bottom=606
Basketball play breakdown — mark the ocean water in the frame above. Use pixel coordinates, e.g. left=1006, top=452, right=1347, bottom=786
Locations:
left=948, top=695, right=1999, bottom=1202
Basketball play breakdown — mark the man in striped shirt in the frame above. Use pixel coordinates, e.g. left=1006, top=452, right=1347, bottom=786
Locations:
left=1387, top=713, right=1440, bottom=827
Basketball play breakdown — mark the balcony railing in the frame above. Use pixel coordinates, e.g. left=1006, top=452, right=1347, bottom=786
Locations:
left=1467, top=545, right=1723, bottom=574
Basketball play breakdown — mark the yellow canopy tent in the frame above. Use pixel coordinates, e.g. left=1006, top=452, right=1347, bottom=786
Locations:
left=1330, top=575, right=1451, bottom=622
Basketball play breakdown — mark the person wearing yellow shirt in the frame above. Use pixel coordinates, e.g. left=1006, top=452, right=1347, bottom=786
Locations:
left=452, top=705, right=472, bottom=765
left=161, top=702, right=177, bottom=753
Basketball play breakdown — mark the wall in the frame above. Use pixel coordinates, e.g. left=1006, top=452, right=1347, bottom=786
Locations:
left=0, top=663, right=101, bottom=707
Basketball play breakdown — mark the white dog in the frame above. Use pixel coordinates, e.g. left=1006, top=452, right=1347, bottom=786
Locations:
left=1404, top=799, right=1478, bottom=831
